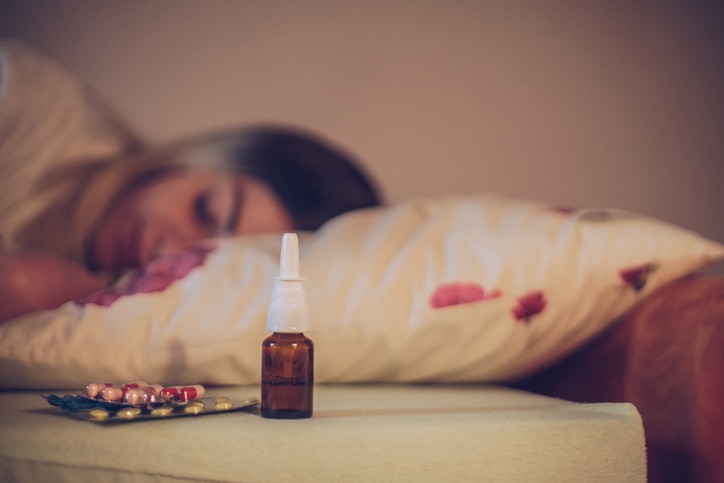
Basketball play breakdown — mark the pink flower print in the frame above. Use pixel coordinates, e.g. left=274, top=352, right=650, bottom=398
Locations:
left=512, top=290, right=546, bottom=322
left=429, top=282, right=502, bottom=309
left=76, top=242, right=217, bottom=307
left=619, top=263, right=657, bottom=292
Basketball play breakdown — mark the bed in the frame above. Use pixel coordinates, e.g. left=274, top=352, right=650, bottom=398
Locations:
left=0, top=383, right=646, bottom=482
left=514, top=272, right=724, bottom=483
left=1, top=192, right=722, bottom=482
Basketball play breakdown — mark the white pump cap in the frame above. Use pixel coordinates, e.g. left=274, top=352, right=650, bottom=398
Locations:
left=267, top=233, right=309, bottom=332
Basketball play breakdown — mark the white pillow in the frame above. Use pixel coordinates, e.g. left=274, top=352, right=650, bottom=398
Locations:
left=1, top=193, right=722, bottom=390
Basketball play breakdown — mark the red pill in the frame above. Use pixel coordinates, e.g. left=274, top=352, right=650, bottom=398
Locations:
left=159, top=387, right=178, bottom=400
left=160, top=385, right=205, bottom=402
left=122, top=381, right=148, bottom=389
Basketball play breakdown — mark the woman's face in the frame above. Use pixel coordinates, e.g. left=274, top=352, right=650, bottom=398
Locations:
left=88, top=169, right=293, bottom=270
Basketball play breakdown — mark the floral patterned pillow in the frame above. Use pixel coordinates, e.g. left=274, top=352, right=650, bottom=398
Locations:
left=0, top=194, right=722, bottom=389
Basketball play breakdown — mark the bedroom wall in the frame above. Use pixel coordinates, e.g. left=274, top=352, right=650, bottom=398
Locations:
left=1, top=0, right=723, bottom=243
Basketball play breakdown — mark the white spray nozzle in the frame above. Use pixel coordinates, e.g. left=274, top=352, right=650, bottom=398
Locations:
left=278, top=233, right=300, bottom=280
left=267, top=233, right=309, bottom=332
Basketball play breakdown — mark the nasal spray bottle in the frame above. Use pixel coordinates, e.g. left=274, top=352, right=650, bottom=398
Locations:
left=261, top=233, right=314, bottom=419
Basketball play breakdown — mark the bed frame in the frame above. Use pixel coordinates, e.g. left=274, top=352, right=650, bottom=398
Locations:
left=514, top=274, right=724, bottom=483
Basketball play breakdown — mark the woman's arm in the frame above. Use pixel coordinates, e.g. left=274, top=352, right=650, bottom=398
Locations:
left=0, top=250, right=105, bottom=322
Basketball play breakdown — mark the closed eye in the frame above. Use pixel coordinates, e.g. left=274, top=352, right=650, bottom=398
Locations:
left=194, top=193, right=217, bottom=230
left=220, top=182, right=243, bottom=234
left=194, top=181, right=243, bottom=236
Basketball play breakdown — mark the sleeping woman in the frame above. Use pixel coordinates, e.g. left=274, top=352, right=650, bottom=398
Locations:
left=0, top=126, right=381, bottom=321
left=0, top=42, right=380, bottom=322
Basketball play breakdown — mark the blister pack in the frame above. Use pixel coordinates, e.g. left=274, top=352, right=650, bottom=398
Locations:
left=44, top=381, right=259, bottom=423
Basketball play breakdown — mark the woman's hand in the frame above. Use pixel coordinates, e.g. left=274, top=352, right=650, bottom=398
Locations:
left=0, top=250, right=105, bottom=322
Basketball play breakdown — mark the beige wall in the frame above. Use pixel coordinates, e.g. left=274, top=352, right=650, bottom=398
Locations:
left=2, top=0, right=723, bottom=242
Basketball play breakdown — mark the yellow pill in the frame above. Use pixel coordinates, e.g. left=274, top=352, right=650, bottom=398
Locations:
left=116, top=407, right=142, bottom=420
left=151, top=406, right=174, bottom=417
left=214, top=397, right=233, bottom=410
left=183, top=401, right=205, bottom=415
left=89, top=408, right=110, bottom=420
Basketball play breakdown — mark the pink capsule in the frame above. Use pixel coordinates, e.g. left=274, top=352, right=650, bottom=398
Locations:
left=124, top=385, right=164, bottom=405
left=84, top=382, right=114, bottom=398
left=160, top=385, right=205, bottom=402
left=101, top=386, right=124, bottom=401
left=101, top=381, right=148, bottom=401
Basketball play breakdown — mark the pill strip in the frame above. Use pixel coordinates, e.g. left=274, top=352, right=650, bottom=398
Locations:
left=44, top=391, right=260, bottom=424
left=75, top=396, right=260, bottom=423
left=83, top=381, right=208, bottom=406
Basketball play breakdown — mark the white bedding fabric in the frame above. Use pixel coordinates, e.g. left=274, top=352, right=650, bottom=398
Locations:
left=0, top=40, right=139, bottom=256
left=1, top=193, right=722, bottom=390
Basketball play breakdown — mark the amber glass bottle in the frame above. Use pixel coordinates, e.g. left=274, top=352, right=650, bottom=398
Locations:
left=261, top=332, right=314, bottom=419
left=261, top=233, right=314, bottom=419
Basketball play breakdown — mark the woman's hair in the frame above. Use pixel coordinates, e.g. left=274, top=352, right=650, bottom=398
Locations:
left=21, top=125, right=381, bottom=268
left=178, top=125, right=382, bottom=230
